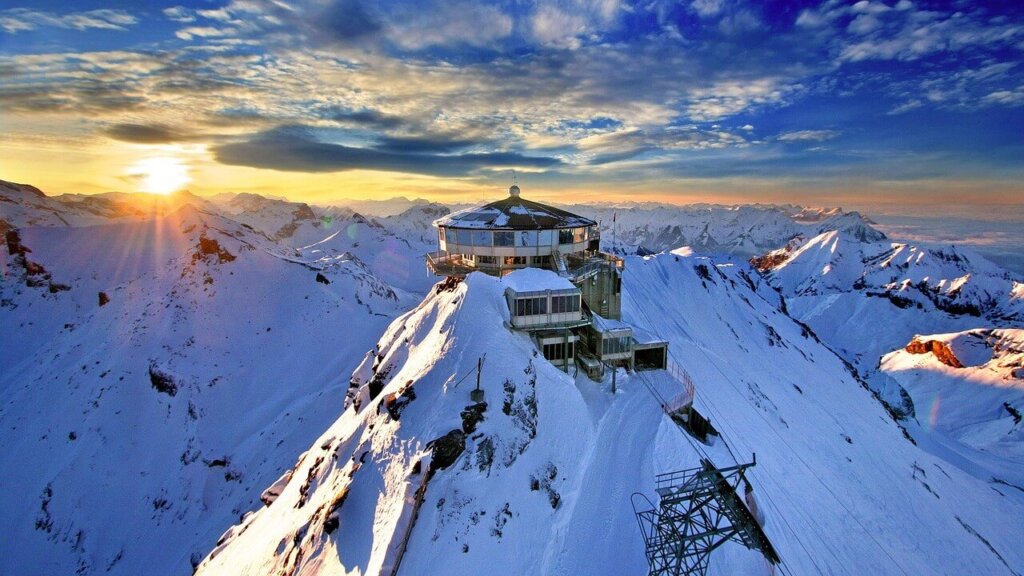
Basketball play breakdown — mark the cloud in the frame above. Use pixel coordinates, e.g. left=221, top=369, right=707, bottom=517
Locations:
left=175, top=26, right=237, bottom=40
left=690, top=0, right=724, bottom=18
left=887, top=99, right=923, bottom=115
left=983, top=87, right=1024, bottom=107
left=322, top=107, right=406, bottom=129
left=687, top=78, right=804, bottom=122
left=312, top=0, right=383, bottom=45
left=385, top=1, right=513, bottom=50
left=102, top=123, right=194, bottom=144
left=777, top=130, right=840, bottom=142
left=162, top=6, right=195, bottom=23
left=529, top=0, right=624, bottom=49
left=0, top=8, right=137, bottom=33
left=828, top=2, right=1024, bottom=63
left=373, top=135, right=482, bottom=154
left=213, top=126, right=562, bottom=177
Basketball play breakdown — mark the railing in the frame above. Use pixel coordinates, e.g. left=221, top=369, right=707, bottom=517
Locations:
left=654, top=466, right=701, bottom=491
left=663, top=359, right=696, bottom=411
left=566, top=257, right=621, bottom=281
left=425, top=251, right=475, bottom=276
left=426, top=248, right=625, bottom=278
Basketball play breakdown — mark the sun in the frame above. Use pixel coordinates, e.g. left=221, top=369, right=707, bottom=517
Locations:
left=127, top=157, right=191, bottom=195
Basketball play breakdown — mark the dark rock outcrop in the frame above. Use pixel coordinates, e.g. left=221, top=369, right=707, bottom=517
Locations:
left=905, top=338, right=964, bottom=368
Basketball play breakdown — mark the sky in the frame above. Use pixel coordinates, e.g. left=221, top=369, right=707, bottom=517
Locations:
left=0, top=0, right=1022, bottom=214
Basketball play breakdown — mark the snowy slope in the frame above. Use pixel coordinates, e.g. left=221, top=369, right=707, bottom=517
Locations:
left=197, top=253, right=1024, bottom=576
left=880, top=329, right=1024, bottom=488
left=756, top=230, right=1024, bottom=371
left=0, top=205, right=414, bottom=576
left=206, top=193, right=443, bottom=296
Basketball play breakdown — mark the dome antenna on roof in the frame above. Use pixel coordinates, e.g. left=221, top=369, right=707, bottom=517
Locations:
left=509, top=171, right=520, bottom=197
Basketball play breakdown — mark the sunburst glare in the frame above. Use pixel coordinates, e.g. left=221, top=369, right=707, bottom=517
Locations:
left=128, top=157, right=190, bottom=195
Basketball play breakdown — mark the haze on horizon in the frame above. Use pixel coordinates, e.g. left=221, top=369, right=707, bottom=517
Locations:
left=1, top=0, right=1022, bottom=218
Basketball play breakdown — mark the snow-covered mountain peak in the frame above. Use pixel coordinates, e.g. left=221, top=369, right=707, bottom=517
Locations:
left=0, top=178, right=46, bottom=199
left=758, top=227, right=1022, bottom=320
left=815, top=210, right=886, bottom=242
left=195, top=252, right=1024, bottom=575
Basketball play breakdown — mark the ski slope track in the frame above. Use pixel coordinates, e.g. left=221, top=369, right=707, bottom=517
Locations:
left=197, top=252, right=1024, bottom=576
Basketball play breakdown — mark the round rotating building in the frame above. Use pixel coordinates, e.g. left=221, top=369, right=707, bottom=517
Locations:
left=427, top=184, right=601, bottom=275
left=423, top=184, right=667, bottom=376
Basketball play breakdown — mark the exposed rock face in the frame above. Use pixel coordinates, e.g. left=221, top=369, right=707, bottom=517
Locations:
left=905, top=338, right=964, bottom=368
left=148, top=364, right=179, bottom=396
left=427, top=429, right=466, bottom=473
left=195, top=235, right=236, bottom=264
left=749, top=251, right=789, bottom=271
left=5, top=228, right=69, bottom=292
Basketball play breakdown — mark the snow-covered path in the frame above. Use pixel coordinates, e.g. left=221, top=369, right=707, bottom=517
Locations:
left=544, top=373, right=664, bottom=575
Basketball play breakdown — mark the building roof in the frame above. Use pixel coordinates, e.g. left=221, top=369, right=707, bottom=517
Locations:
left=502, top=267, right=577, bottom=293
left=591, top=313, right=633, bottom=334
left=436, top=186, right=596, bottom=230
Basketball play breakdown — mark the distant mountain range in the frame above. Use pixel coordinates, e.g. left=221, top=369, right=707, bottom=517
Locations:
left=2, top=179, right=1021, bottom=575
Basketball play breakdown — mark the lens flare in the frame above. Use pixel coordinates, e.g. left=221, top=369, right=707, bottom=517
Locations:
left=128, top=157, right=190, bottom=195
left=929, top=396, right=941, bottom=429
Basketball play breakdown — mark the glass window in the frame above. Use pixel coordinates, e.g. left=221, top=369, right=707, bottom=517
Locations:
left=574, top=227, right=585, bottom=243
left=558, top=229, right=574, bottom=245
left=438, top=227, right=446, bottom=243
left=539, top=229, right=554, bottom=246
left=456, top=229, right=471, bottom=245
left=494, top=231, right=514, bottom=246
left=504, top=256, right=526, bottom=266
left=477, top=255, right=496, bottom=265
left=516, top=296, right=547, bottom=316
left=531, top=255, right=550, bottom=266
left=472, top=230, right=491, bottom=246
left=544, top=342, right=564, bottom=360
left=550, top=295, right=578, bottom=314
left=516, top=230, right=537, bottom=247
left=603, top=337, right=628, bottom=355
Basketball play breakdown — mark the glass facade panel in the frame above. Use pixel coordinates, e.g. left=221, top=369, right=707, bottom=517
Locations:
left=574, top=227, right=585, bottom=243
left=559, top=229, right=574, bottom=244
left=513, top=296, right=548, bottom=316
left=550, top=295, right=580, bottom=314
left=601, top=336, right=632, bottom=355
left=516, top=230, right=537, bottom=247
left=493, top=231, right=514, bottom=246
left=543, top=342, right=574, bottom=361
left=472, top=230, right=491, bottom=246
left=456, top=228, right=471, bottom=245
left=539, top=230, right=554, bottom=246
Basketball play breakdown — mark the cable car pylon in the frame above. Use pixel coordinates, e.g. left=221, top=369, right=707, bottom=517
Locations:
left=633, top=364, right=782, bottom=576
